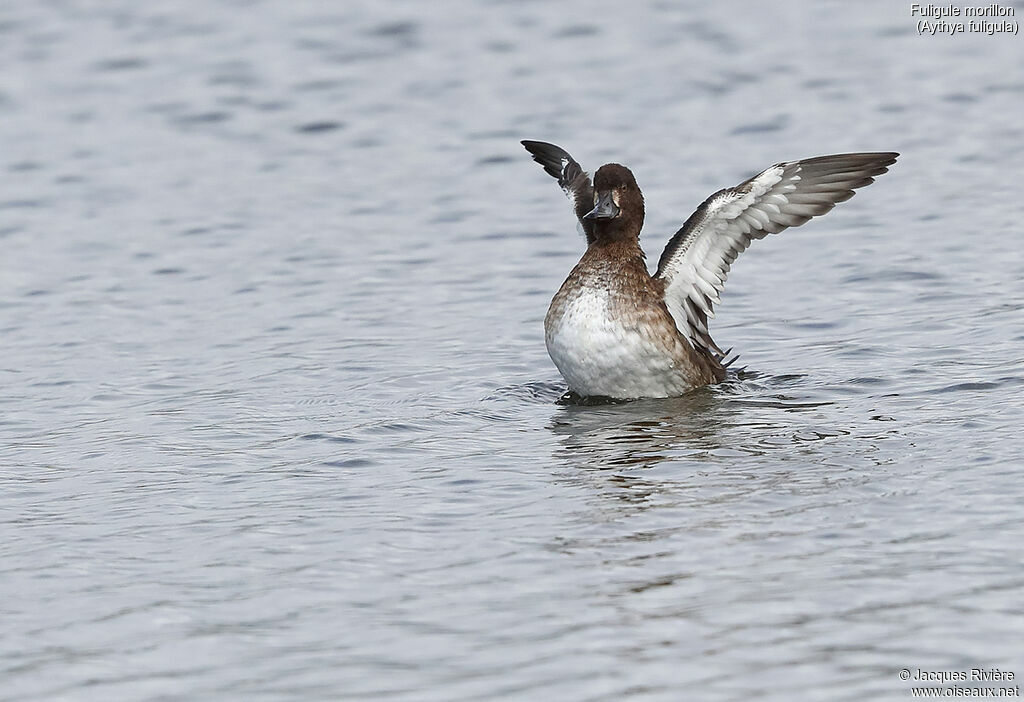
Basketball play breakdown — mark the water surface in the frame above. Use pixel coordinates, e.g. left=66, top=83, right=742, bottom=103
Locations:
left=2, top=1, right=1023, bottom=700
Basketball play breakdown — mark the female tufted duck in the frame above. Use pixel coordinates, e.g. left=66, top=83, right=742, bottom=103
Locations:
left=522, top=140, right=898, bottom=401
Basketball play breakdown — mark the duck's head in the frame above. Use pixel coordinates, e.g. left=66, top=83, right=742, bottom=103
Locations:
left=584, top=163, right=644, bottom=239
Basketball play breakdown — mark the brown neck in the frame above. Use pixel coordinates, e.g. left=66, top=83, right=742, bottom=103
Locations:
left=591, top=216, right=643, bottom=244
left=588, top=234, right=645, bottom=262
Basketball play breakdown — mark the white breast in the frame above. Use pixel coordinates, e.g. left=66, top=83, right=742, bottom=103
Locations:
left=544, top=287, right=696, bottom=399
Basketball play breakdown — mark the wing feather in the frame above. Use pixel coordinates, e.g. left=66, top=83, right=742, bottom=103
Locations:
left=521, top=140, right=596, bottom=245
left=655, top=152, right=898, bottom=358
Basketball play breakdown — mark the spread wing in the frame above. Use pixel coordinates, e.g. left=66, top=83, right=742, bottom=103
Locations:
left=521, top=140, right=596, bottom=245
left=655, top=152, right=898, bottom=357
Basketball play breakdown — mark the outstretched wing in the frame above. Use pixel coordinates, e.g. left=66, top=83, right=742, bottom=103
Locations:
left=521, top=140, right=596, bottom=245
left=655, top=152, right=898, bottom=357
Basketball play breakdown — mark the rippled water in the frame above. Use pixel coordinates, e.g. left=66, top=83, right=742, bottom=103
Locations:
left=3, top=1, right=1023, bottom=700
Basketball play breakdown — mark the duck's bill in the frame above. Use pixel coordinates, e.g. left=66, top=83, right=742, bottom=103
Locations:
left=583, top=192, right=619, bottom=220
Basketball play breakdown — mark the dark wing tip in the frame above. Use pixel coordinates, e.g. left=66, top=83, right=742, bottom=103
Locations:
left=786, top=151, right=899, bottom=197
left=521, top=140, right=572, bottom=181
left=521, top=139, right=562, bottom=152
left=797, top=151, right=899, bottom=174
left=862, top=151, right=899, bottom=173
left=867, top=151, right=899, bottom=172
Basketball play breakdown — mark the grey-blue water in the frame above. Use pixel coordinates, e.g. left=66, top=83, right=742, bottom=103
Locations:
left=2, top=1, right=1023, bottom=700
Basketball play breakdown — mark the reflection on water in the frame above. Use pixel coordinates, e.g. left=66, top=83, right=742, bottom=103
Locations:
left=2, top=0, right=1024, bottom=700
left=549, top=375, right=854, bottom=473
left=552, top=390, right=730, bottom=470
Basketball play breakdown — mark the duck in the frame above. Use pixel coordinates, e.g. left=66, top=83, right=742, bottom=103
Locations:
left=521, top=140, right=898, bottom=400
